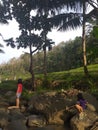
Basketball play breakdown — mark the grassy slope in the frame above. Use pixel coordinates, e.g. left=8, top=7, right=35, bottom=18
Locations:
left=0, top=64, right=98, bottom=92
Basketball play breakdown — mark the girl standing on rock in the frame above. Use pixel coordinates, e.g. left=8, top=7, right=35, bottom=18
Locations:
left=8, top=78, right=23, bottom=109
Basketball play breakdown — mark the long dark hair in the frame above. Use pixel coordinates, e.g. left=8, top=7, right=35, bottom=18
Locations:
left=77, top=92, right=84, bottom=100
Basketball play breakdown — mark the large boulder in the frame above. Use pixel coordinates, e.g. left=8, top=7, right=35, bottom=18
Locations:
left=0, top=112, right=9, bottom=128
left=5, top=91, right=16, bottom=106
left=8, top=109, right=26, bottom=122
left=70, top=109, right=98, bottom=130
left=0, top=89, right=98, bottom=130
left=28, top=90, right=98, bottom=125
left=83, top=92, right=98, bottom=112
left=27, top=90, right=78, bottom=125
left=27, top=92, right=66, bottom=124
left=4, top=120, right=27, bottom=130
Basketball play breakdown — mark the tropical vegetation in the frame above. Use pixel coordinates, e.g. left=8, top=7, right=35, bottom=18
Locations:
left=0, top=0, right=98, bottom=92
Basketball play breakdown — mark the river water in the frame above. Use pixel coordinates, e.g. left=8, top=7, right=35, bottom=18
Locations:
left=28, top=124, right=70, bottom=130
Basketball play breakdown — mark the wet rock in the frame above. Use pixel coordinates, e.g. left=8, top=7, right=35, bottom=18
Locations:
left=8, top=109, right=26, bottom=122
left=0, top=89, right=98, bottom=130
left=70, top=109, right=98, bottom=130
left=4, top=120, right=27, bottom=130
left=90, top=122, right=98, bottom=130
left=0, top=112, right=9, bottom=128
left=27, top=115, right=46, bottom=127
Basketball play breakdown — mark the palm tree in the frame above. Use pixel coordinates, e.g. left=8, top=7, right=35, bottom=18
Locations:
left=31, top=0, right=98, bottom=76
left=39, top=15, right=54, bottom=80
left=81, top=0, right=98, bottom=75
left=82, top=0, right=89, bottom=75
left=7, top=0, right=98, bottom=79
left=31, top=0, right=85, bottom=75
left=27, top=0, right=82, bottom=83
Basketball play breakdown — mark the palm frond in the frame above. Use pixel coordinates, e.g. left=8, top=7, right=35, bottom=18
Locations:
left=86, top=8, right=98, bottom=20
left=30, top=0, right=94, bottom=19
left=58, top=17, right=82, bottom=31
left=30, top=0, right=84, bottom=12
left=50, top=13, right=82, bottom=31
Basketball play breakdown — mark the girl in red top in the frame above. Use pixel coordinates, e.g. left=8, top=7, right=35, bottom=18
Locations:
left=16, top=78, right=23, bottom=108
left=8, top=79, right=23, bottom=109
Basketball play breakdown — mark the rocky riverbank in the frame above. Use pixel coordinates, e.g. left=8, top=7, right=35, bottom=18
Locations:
left=0, top=89, right=98, bottom=130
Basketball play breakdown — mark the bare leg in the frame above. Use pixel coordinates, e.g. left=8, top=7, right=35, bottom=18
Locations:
left=16, top=98, right=20, bottom=108
left=75, top=104, right=84, bottom=119
left=8, top=98, right=20, bottom=109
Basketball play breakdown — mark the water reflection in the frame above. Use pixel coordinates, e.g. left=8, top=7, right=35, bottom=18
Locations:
left=28, top=125, right=70, bottom=130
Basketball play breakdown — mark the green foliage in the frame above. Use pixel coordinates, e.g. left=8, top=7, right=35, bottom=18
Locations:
left=87, top=27, right=98, bottom=64
left=0, top=80, right=17, bottom=92
left=93, top=26, right=98, bottom=39
left=0, top=0, right=12, bottom=24
left=33, top=64, right=98, bottom=92
left=41, top=79, right=51, bottom=88
left=23, top=78, right=32, bottom=90
left=87, top=79, right=96, bottom=92
left=34, top=37, right=83, bottom=73
left=0, top=64, right=98, bottom=98
left=22, top=89, right=34, bottom=101
left=1, top=35, right=98, bottom=80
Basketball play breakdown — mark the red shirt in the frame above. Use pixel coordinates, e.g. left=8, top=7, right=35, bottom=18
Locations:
left=16, top=83, right=23, bottom=93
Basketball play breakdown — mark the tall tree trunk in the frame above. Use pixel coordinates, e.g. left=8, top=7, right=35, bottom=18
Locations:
left=43, top=33, right=49, bottom=88
left=82, top=1, right=88, bottom=76
left=43, top=33, right=47, bottom=79
left=29, top=31, right=35, bottom=91
left=43, top=0, right=48, bottom=80
left=44, top=50, right=47, bottom=78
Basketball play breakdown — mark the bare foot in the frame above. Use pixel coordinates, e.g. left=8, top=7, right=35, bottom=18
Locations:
left=8, top=106, right=19, bottom=109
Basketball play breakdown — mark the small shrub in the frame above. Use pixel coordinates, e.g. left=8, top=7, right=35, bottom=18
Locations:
left=42, top=79, right=51, bottom=88
left=22, top=89, right=34, bottom=101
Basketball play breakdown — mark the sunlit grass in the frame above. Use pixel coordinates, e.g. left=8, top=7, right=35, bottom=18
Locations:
left=0, top=64, right=98, bottom=94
